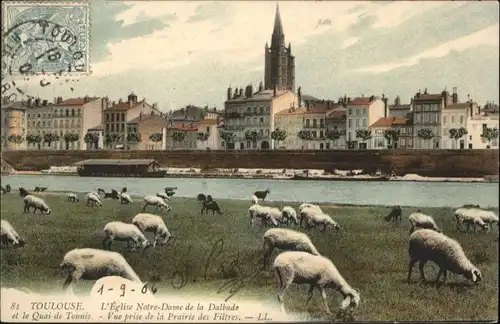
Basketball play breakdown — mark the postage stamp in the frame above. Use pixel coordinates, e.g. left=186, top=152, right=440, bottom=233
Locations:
left=1, top=0, right=90, bottom=76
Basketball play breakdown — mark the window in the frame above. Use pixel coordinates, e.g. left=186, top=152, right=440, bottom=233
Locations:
left=348, top=119, right=352, bottom=128
left=348, top=108, right=352, bottom=115
left=363, top=109, right=367, bottom=116
left=355, top=119, right=359, bottom=127
left=459, top=115, right=464, bottom=124
left=65, top=109, right=69, bottom=117
left=71, top=109, right=75, bottom=117
left=355, top=108, right=360, bottom=116
left=253, top=117, right=257, bottom=124
left=362, top=119, right=367, bottom=127
left=469, top=135, right=472, bottom=140
left=313, top=119, right=317, bottom=128
left=106, top=114, right=110, bottom=122
left=259, top=107, right=264, bottom=114
left=451, top=115, right=455, bottom=123
left=77, top=109, right=80, bottom=116
left=443, top=116, right=447, bottom=125
left=320, top=130, right=324, bottom=138
left=306, top=119, right=310, bottom=127
left=259, top=117, right=264, bottom=123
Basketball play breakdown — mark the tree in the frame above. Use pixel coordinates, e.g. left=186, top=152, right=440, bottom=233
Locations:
left=355, top=129, right=372, bottom=149
left=171, top=131, right=186, bottom=149
left=84, top=132, right=99, bottom=150
left=7, top=135, right=24, bottom=149
left=245, top=130, right=258, bottom=148
left=149, top=133, right=163, bottom=149
left=220, top=131, right=235, bottom=149
left=26, top=134, right=42, bottom=150
left=480, top=127, right=499, bottom=149
left=43, top=133, right=59, bottom=148
left=105, top=133, right=120, bottom=148
left=297, top=129, right=313, bottom=149
left=325, top=129, right=342, bottom=148
left=196, top=132, right=210, bottom=148
left=127, top=132, right=142, bottom=149
left=271, top=128, right=287, bottom=149
left=383, top=129, right=401, bottom=149
left=448, top=127, right=468, bottom=149
left=417, top=128, right=435, bottom=149
left=64, top=133, right=79, bottom=150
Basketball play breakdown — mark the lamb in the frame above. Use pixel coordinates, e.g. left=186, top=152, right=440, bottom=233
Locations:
left=201, top=200, right=223, bottom=215
left=407, top=229, right=482, bottom=284
left=86, top=192, right=103, bottom=207
left=408, top=212, right=441, bottom=234
left=102, top=221, right=152, bottom=251
left=273, top=251, right=361, bottom=315
left=120, top=193, right=133, bottom=204
left=23, top=195, right=52, bottom=215
left=156, top=192, right=171, bottom=201
left=67, top=193, right=79, bottom=203
left=1, top=220, right=26, bottom=248
left=132, top=213, right=172, bottom=247
left=253, top=188, right=271, bottom=202
left=249, top=204, right=278, bottom=227
left=281, top=206, right=298, bottom=226
left=251, top=195, right=259, bottom=205
left=142, top=195, right=171, bottom=212
left=60, top=248, right=142, bottom=295
left=308, top=213, right=340, bottom=232
left=299, top=206, right=323, bottom=228
left=454, top=208, right=499, bottom=232
left=385, top=206, right=402, bottom=222
left=262, top=228, right=320, bottom=269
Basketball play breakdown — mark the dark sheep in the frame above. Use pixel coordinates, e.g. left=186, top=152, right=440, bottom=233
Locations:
left=201, top=200, right=222, bottom=215
left=121, top=187, right=127, bottom=193
left=197, top=193, right=207, bottom=203
left=19, top=187, right=30, bottom=198
left=385, top=206, right=402, bottom=222
left=254, top=188, right=271, bottom=202
left=34, top=187, right=47, bottom=192
left=206, top=195, right=213, bottom=202
left=97, top=188, right=106, bottom=194
left=461, top=204, right=480, bottom=208
left=103, top=189, right=120, bottom=200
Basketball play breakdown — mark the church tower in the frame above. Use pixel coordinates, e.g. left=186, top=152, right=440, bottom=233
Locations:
left=264, top=3, right=295, bottom=93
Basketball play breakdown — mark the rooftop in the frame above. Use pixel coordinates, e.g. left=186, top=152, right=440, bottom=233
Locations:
left=275, top=107, right=307, bottom=116
left=348, top=96, right=378, bottom=106
left=54, top=97, right=99, bottom=106
left=370, top=116, right=410, bottom=128
left=326, top=107, right=347, bottom=120
left=413, top=93, right=443, bottom=101
left=74, top=159, right=158, bottom=166
left=107, top=101, right=143, bottom=111
left=197, top=118, right=220, bottom=125
left=389, top=104, right=411, bottom=110
left=168, top=122, right=198, bottom=131
left=226, top=89, right=292, bottom=103
left=445, top=102, right=474, bottom=110
left=128, top=114, right=166, bottom=124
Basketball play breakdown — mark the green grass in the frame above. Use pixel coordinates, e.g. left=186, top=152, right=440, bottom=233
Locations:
left=1, top=193, right=498, bottom=321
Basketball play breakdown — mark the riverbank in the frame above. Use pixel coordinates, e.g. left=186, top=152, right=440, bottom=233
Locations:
left=1, top=195, right=498, bottom=321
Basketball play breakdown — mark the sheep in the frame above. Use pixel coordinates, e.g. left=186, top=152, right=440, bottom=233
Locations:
left=262, top=228, right=320, bottom=269
left=206, top=194, right=213, bottom=202
left=249, top=204, right=278, bottom=227
left=156, top=192, right=170, bottom=201
left=120, top=193, right=133, bottom=204
left=385, top=206, right=402, bottom=222
left=408, top=212, right=441, bottom=234
left=67, top=193, right=79, bottom=203
left=201, top=200, right=223, bottom=215
left=19, top=187, right=30, bottom=198
left=143, top=195, right=171, bottom=212
left=132, top=213, right=172, bottom=247
left=102, top=221, right=152, bottom=251
left=251, top=194, right=259, bottom=205
left=307, top=213, right=340, bottom=232
left=1, top=220, right=26, bottom=248
left=454, top=208, right=499, bottom=232
left=273, top=251, right=361, bottom=315
left=23, top=195, right=52, bottom=215
left=299, top=206, right=323, bottom=228
left=197, top=193, right=207, bottom=203
left=60, top=248, right=142, bottom=295
left=86, top=192, right=103, bottom=207
left=407, top=229, right=483, bottom=285
left=254, top=188, right=271, bottom=202
left=90, top=276, right=156, bottom=299
left=281, top=206, right=298, bottom=226
left=298, top=202, right=323, bottom=213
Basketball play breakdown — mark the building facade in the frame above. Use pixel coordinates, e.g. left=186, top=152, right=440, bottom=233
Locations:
left=325, top=105, right=347, bottom=149
left=196, top=118, right=222, bottom=150
left=162, top=123, right=198, bottom=150
left=25, top=98, right=54, bottom=150
left=302, top=104, right=328, bottom=149
left=412, top=89, right=450, bottom=149
left=345, top=96, right=386, bottom=149
left=127, top=114, right=168, bottom=150
left=1, top=99, right=27, bottom=150
left=467, top=115, right=499, bottom=149
left=388, top=95, right=412, bottom=118
left=274, top=107, right=306, bottom=149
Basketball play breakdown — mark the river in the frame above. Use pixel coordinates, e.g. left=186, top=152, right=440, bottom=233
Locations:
left=1, top=174, right=498, bottom=208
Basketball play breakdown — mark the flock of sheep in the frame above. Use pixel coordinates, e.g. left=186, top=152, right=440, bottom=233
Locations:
left=1, top=184, right=499, bottom=316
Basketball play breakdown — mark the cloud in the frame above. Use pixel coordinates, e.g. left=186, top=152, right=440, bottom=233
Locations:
left=316, top=18, right=332, bottom=28
left=353, top=24, right=499, bottom=73
left=187, top=1, right=234, bottom=23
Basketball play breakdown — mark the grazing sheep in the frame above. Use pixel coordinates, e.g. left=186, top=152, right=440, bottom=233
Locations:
left=102, top=221, right=151, bottom=251
left=104, top=189, right=120, bottom=200
left=273, top=251, right=361, bottom=314
left=34, top=186, right=47, bottom=192
left=262, top=228, right=319, bottom=269
left=206, top=195, right=213, bottom=202
left=67, top=193, right=79, bottom=203
left=197, top=193, right=207, bottom=203
left=132, top=213, right=172, bottom=247
left=298, top=203, right=323, bottom=213
left=201, top=200, right=223, bottom=215
left=19, top=187, right=30, bottom=197
left=156, top=192, right=170, bottom=201
left=97, top=188, right=106, bottom=195
left=254, top=188, right=271, bottom=202
left=143, top=195, right=171, bottom=212
left=120, top=193, right=133, bottom=204
left=60, top=248, right=142, bottom=295
left=251, top=195, right=259, bottom=205
left=408, top=212, right=441, bottom=234
left=23, top=195, right=51, bottom=215
left=1, top=220, right=26, bottom=248
left=407, top=229, right=482, bottom=284
left=454, top=208, right=498, bottom=232
left=86, top=192, right=103, bottom=207
left=299, top=206, right=323, bottom=228
left=281, top=206, right=298, bottom=225
left=249, top=204, right=278, bottom=227
left=308, top=213, right=340, bottom=232
left=5, top=184, right=11, bottom=192
left=385, top=206, right=402, bottom=222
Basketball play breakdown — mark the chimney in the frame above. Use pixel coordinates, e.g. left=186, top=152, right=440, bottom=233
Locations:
left=442, top=90, right=448, bottom=108
left=239, top=87, right=243, bottom=97
left=57, top=96, right=63, bottom=103
left=27, top=98, right=32, bottom=107
left=395, top=95, right=400, bottom=106
left=112, top=100, right=116, bottom=107
left=452, top=87, right=458, bottom=104
left=35, top=98, right=41, bottom=107
left=248, top=84, right=253, bottom=97
left=258, top=82, right=263, bottom=92
left=273, top=84, right=277, bottom=97
left=383, top=97, right=388, bottom=118
left=297, top=86, right=302, bottom=108
left=227, top=86, right=232, bottom=100
left=347, top=97, right=352, bottom=103
left=54, top=97, right=57, bottom=104
left=213, top=107, right=216, bottom=112
left=42, top=99, right=48, bottom=106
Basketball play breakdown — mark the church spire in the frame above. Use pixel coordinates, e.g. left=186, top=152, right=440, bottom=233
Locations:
left=271, top=2, right=285, bottom=48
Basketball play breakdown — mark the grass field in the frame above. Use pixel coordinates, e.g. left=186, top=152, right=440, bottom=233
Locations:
left=0, top=192, right=498, bottom=321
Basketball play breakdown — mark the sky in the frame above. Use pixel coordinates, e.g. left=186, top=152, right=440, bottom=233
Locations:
left=7, top=0, right=500, bottom=112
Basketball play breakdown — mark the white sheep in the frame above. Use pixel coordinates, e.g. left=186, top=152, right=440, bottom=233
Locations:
left=248, top=204, right=278, bottom=227
left=262, top=228, right=320, bottom=269
left=102, top=221, right=151, bottom=251
left=120, top=193, right=133, bottom=204
left=67, top=193, right=79, bottom=203
left=90, top=276, right=156, bottom=299
left=264, top=207, right=287, bottom=226
left=23, top=195, right=51, bottom=215
left=308, top=213, right=340, bottom=232
left=273, top=251, right=361, bottom=315
left=132, top=213, right=172, bottom=247
left=299, top=202, right=323, bottom=213
left=86, top=192, right=103, bottom=207
left=60, top=248, right=142, bottom=295
left=142, top=195, right=171, bottom=212
left=251, top=195, right=259, bottom=205
left=454, top=208, right=498, bottom=232
left=281, top=206, right=298, bottom=226
left=408, top=229, right=482, bottom=284
left=299, top=206, right=323, bottom=228
left=408, top=212, right=441, bottom=234
left=1, top=220, right=26, bottom=248
left=156, top=192, right=170, bottom=201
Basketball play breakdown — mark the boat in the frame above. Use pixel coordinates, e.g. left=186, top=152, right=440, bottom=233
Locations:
left=291, top=174, right=391, bottom=181
left=75, top=159, right=167, bottom=178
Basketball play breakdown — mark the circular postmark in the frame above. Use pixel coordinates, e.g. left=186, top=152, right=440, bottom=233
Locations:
left=2, top=19, right=86, bottom=103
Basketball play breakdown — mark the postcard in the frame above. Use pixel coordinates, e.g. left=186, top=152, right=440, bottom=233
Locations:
left=0, top=0, right=498, bottom=323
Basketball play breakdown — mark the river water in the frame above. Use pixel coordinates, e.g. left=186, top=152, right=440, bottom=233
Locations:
left=1, top=174, right=498, bottom=208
